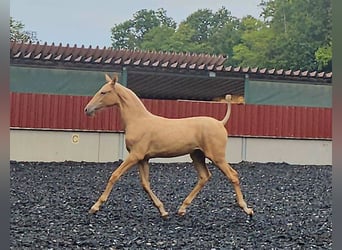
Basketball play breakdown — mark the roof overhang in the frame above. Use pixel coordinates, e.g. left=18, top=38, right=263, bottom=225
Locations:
left=10, top=41, right=331, bottom=100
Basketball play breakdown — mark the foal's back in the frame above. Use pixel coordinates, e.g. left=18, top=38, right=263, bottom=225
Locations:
left=126, top=115, right=228, bottom=159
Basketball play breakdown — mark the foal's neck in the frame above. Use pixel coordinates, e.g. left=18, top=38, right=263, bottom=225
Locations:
left=116, top=84, right=152, bottom=126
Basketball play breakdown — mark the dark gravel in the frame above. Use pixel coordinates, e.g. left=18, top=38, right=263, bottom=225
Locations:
left=10, top=161, right=332, bottom=249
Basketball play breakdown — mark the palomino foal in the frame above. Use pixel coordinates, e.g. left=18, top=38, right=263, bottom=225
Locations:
left=84, top=73, right=254, bottom=218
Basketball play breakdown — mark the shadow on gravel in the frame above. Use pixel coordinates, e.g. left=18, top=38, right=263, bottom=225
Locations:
left=10, top=161, right=332, bottom=249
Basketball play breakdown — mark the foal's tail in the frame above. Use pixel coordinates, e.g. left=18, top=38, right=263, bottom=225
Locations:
left=221, top=94, right=232, bottom=125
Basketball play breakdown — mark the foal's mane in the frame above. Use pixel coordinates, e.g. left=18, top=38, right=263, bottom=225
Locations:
left=115, top=83, right=150, bottom=114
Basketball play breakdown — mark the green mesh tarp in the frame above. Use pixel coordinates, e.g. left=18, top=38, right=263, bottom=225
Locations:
left=11, top=66, right=332, bottom=108
left=245, top=80, right=332, bottom=107
left=10, top=66, right=119, bottom=96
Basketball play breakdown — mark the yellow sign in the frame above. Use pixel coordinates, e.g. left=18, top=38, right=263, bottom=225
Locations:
left=71, top=134, right=80, bottom=144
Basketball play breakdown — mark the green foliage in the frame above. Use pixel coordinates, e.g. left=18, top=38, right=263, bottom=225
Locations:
left=258, top=0, right=332, bottom=70
left=315, top=43, right=332, bottom=71
left=181, top=7, right=240, bottom=55
left=164, top=23, right=211, bottom=53
left=10, top=17, right=38, bottom=43
left=207, top=21, right=240, bottom=58
left=110, top=2, right=332, bottom=71
left=231, top=16, right=274, bottom=67
left=182, top=8, right=231, bottom=43
left=140, top=25, right=176, bottom=51
left=111, top=8, right=176, bottom=49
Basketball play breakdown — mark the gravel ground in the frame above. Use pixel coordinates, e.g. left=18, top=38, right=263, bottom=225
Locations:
left=10, top=161, right=332, bottom=249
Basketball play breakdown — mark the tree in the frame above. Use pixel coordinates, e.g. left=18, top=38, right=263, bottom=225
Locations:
left=140, top=25, right=176, bottom=51
left=141, top=22, right=212, bottom=54
left=164, top=23, right=211, bottom=53
left=208, top=19, right=240, bottom=57
left=231, top=16, right=274, bottom=67
left=315, top=42, right=332, bottom=71
left=110, top=3, right=332, bottom=71
left=10, top=17, right=38, bottom=43
left=111, top=8, right=176, bottom=49
left=181, top=7, right=240, bottom=55
left=258, top=0, right=332, bottom=71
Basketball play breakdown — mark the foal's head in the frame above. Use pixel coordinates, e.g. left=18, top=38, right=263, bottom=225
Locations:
left=84, top=73, right=120, bottom=116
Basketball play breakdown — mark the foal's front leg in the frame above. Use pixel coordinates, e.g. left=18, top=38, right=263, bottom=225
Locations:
left=139, top=160, right=169, bottom=218
left=89, top=154, right=138, bottom=214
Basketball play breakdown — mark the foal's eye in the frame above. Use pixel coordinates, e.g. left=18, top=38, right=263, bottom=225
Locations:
left=100, top=91, right=106, bottom=95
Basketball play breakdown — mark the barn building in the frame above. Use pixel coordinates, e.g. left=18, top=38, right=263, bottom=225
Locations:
left=10, top=41, right=332, bottom=164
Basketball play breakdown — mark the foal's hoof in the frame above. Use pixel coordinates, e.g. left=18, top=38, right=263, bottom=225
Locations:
left=246, top=208, right=254, bottom=217
left=161, top=212, right=169, bottom=220
left=89, top=206, right=99, bottom=214
left=177, top=209, right=186, bottom=217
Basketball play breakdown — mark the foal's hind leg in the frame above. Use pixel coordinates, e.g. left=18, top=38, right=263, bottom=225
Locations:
left=178, top=150, right=212, bottom=216
left=213, top=158, right=254, bottom=216
left=138, top=160, right=169, bottom=218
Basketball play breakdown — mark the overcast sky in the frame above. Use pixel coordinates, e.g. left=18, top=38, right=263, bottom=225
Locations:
left=10, top=0, right=263, bottom=48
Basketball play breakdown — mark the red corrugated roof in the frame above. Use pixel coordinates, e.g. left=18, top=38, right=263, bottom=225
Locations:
left=11, top=41, right=226, bottom=72
left=10, top=41, right=332, bottom=82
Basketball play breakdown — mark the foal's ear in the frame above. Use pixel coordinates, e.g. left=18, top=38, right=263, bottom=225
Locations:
left=112, top=73, right=118, bottom=84
left=105, top=74, right=112, bottom=82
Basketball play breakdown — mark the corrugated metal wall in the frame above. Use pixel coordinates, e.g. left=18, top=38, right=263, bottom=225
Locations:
left=10, top=93, right=121, bottom=131
left=10, top=92, right=332, bottom=139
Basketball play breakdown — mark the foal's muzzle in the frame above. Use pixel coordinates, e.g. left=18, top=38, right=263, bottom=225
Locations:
left=84, top=106, right=95, bottom=116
